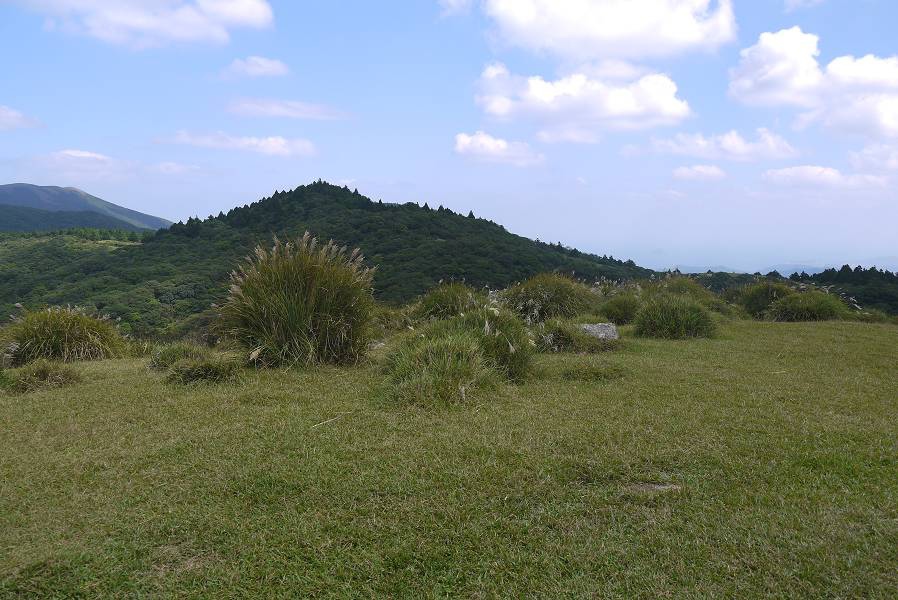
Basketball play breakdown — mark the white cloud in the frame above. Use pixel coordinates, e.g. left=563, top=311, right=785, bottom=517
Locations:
left=228, top=98, right=345, bottom=120
left=21, top=0, right=273, bottom=47
left=850, top=144, right=898, bottom=171
left=223, top=56, right=288, bottom=78
left=478, top=62, right=690, bottom=142
left=730, top=27, right=898, bottom=138
left=673, top=164, right=726, bottom=180
left=480, top=0, right=736, bottom=60
left=439, top=0, right=473, bottom=16
left=764, top=165, right=886, bottom=188
left=785, top=0, right=823, bottom=11
left=0, top=105, right=38, bottom=130
left=149, top=161, right=201, bottom=175
left=172, top=131, right=315, bottom=156
left=454, top=131, right=544, bottom=167
left=654, top=128, right=797, bottom=161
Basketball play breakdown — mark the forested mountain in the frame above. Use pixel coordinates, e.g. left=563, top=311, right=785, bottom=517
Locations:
left=0, top=181, right=652, bottom=336
left=0, top=204, right=150, bottom=232
left=793, top=266, right=898, bottom=314
left=0, top=184, right=171, bottom=230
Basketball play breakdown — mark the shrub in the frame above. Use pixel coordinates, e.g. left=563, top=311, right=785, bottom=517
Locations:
left=848, top=308, right=891, bottom=324
left=739, top=282, right=795, bottom=318
left=164, top=354, right=243, bottom=385
left=767, top=291, right=847, bottom=322
left=600, top=293, right=641, bottom=325
left=371, top=303, right=412, bottom=338
left=383, top=332, right=499, bottom=406
left=536, top=319, right=619, bottom=353
left=149, top=342, right=213, bottom=372
left=633, top=295, right=716, bottom=339
left=1, top=359, right=81, bottom=394
left=502, top=273, right=599, bottom=324
left=424, top=306, right=534, bottom=381
left=412, top=282, right=481, bottom=322
left=2, top=307, right=124, bottom=365
left=216, top=233, right=375, bottom=367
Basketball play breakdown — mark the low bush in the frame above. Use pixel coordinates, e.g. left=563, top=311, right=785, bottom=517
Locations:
left=536, top=319, right=619, bottom=353
left=502, top=273, right=599, bottom=324
left=425, top=306, right=534, bottom=381
left=633, top=295, right=716, bottom=339
left=0, top=359, right=82, bottom=394
left=383, top=332, right=499, bottom=406
left=216, top=233, right=375, bottom=367
left=371, top=303, right=413, bottom=338
left=149, top=342, right=213, bottom=372
left=164, top=354, right=244, bottom=385
left=2, top=307, right=124, bottom=365
left=600, top=293, right=641, bottom=325
left=412, top=282, right=482, bottom=322
left=767, top=291, right=847, bottom=322
left=738, top=282, right=795, bottom=318
left=848, top=308, right=891, bottom=324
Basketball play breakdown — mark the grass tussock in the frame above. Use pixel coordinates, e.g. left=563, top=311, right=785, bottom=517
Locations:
left=633, top=295, right=716, bottom=339
left=738, top=282, right=796, bottom=318
left=412, top=282, right=482, bottom=322
left=502, top=273, right=600, bottom=324
left=424, top=306, right=534, bottom=381
left=164, top=354, right=244, bottom=385
left=382, top=332, right=499, bottom=406
left=600, top=293, right=641, bottom=325
left=2, top=307, right=124, bottom=365
left=536, top=319, right=620, bottom=353
left=216, top=233, right=375, bottom=367
left=148, top=342, right=214, bottom=372
left=0, top=359, right=81, bottom=394
left=767, top=291, right=848, bottom=322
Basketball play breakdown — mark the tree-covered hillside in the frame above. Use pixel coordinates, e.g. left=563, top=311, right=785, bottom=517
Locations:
left=0, top=204, right=149, bottom=232
left=0, top=182, right=652, bottom=336
left=793, top=265, right=898, bottom=314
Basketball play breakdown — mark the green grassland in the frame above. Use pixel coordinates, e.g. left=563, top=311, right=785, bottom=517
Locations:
left=2, top=319, right=896, bottom=597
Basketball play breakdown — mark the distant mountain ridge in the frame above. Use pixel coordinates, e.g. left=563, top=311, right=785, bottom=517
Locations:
left=0, top=183, right=170, bottom=231
left=0, top=204, right=149, bottom=232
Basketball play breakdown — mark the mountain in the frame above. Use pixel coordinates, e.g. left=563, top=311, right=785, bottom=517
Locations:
left=670, top=265, right=745, bottom=274
left=0, top=181, right=653, bottom=337
left=0, top=183, right=171, bottom=230
left=0, top=204, right=149, bottom=232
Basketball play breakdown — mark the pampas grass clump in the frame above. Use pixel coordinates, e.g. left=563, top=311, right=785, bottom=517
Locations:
left=217, top=233, right=375, bottom=367
left=3, top=307, right=124, bottom=365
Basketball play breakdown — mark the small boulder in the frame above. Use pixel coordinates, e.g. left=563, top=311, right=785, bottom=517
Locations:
left=579, top=323, right=619, bottom=341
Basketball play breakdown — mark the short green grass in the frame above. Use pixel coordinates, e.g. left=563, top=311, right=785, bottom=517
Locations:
left=1, top=320, right=897, bottom=597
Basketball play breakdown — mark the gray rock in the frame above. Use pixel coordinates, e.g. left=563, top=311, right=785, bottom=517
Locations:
left=579, top=323, right=619, bottom=341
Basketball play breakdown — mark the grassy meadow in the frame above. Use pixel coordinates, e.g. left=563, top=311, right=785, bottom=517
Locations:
left=2, top=318, right=897, bottom=597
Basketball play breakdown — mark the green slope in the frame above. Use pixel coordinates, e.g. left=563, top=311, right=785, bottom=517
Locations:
left=0, top=181, right=653, bottom=336
left=0, top=204, right=148, bottom=232
left=0, top=184, right=171, bottom=230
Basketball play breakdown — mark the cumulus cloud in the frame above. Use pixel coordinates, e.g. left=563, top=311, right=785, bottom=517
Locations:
left=730, top=27, right=898, bottom=138
left=673, top=164, right=726, bottom=180
left=0, top=105, right=38, bottom=130
left=480, top=0, right=736, bottom=60
left=20, top=0, right=273, bottom=47
left=228, top=98, right=346, bottom=120
left=764, top=165, right=886, bottom=188
left=477, top=62, right=690, bottom=142
left=223, top=56, right=288, bottom=78
left=653, top=128, right=797, bottom=161
left=172, top=131, right=315, bottom=156
left=454, top=131, right=544, bottom=167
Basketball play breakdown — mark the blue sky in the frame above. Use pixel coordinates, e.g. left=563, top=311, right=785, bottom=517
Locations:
left=1, top=0, right=897, bottom=271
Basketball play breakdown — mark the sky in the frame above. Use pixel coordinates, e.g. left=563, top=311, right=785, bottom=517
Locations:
left=1, top=0, right=897, bottom=272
